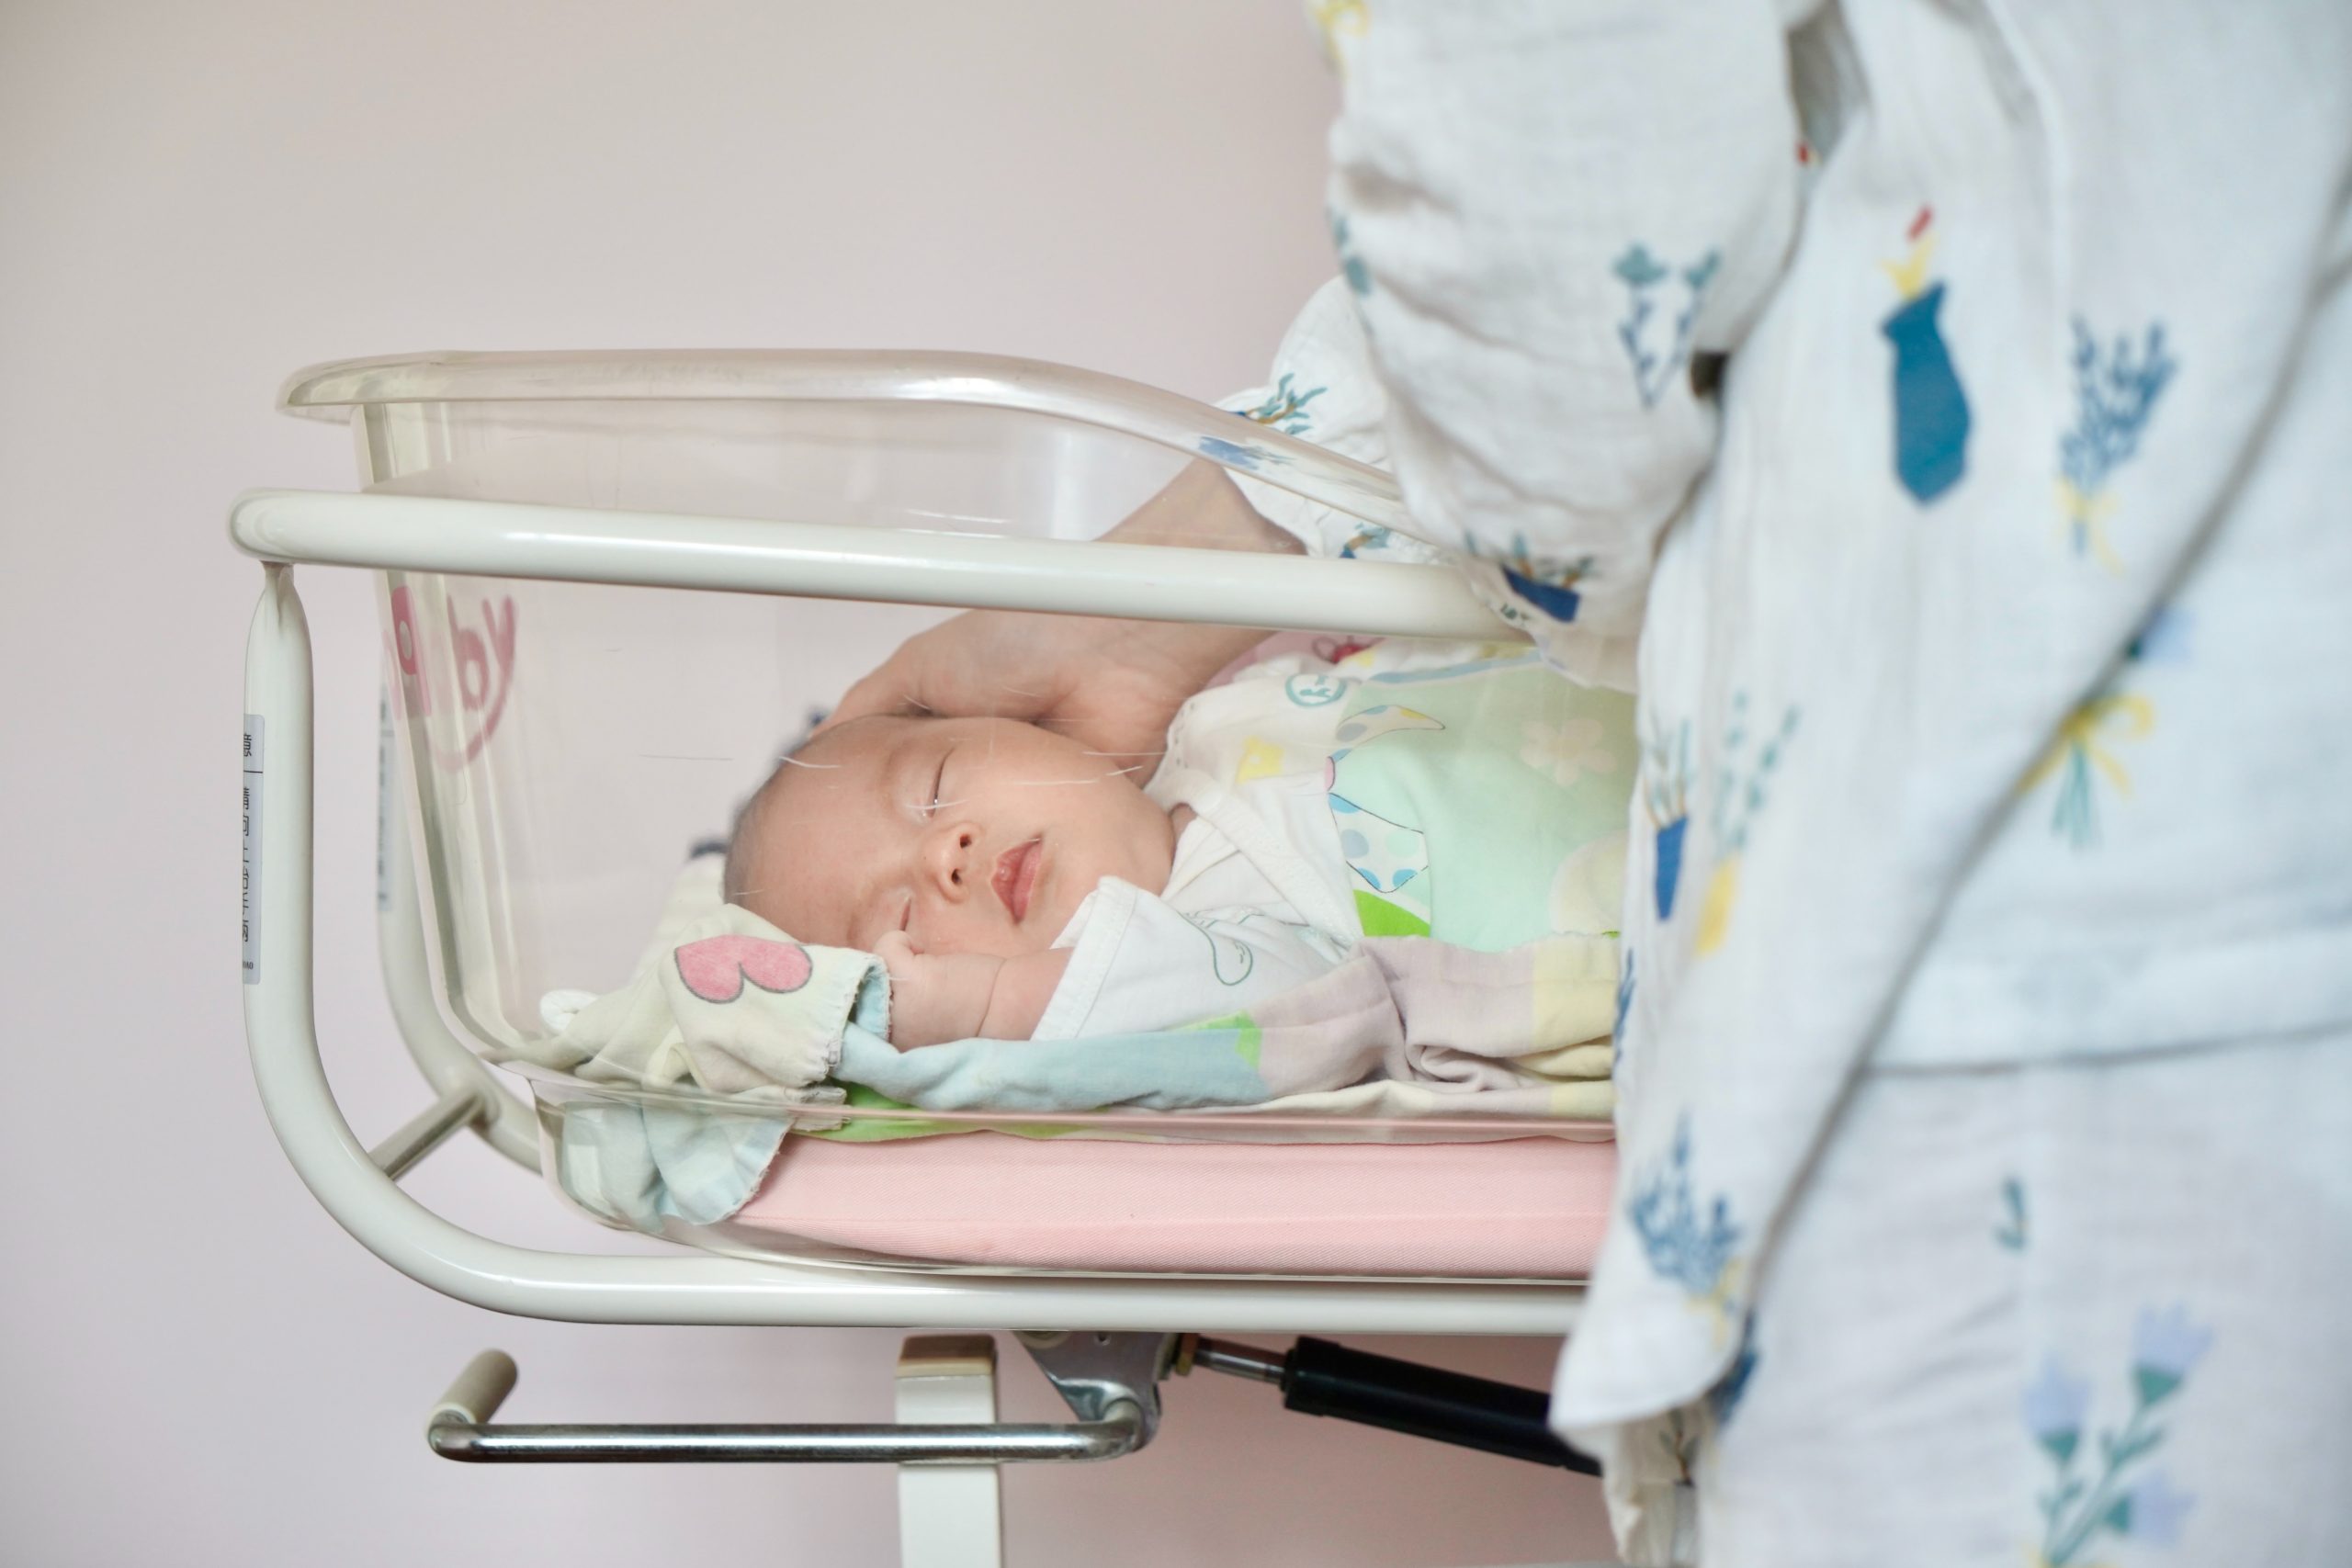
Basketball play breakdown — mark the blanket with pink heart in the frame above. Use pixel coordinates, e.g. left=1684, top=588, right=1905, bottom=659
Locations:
left=530, top=897, right=888, bottom=1101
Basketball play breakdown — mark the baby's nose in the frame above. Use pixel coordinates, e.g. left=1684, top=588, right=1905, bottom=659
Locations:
left=925, top=823, right=978, bottom=898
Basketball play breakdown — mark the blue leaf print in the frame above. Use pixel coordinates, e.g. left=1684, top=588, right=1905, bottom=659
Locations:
left=1995, top=1176, right=2028, bottom=1251
left=1197, top=434, right=1263, bottom=470
left=1473, top=533, right=1595, bottom=624
left=1628, top=1114, right=1743, bottom=1317
left=1640, top=717, right=1692, bottom=920
left=1613, top=243, right=1719, bottom=408
left=1708, top=1318, right=1759, bottom=1427
left=1329, top=210, right=1372, bottom=299
left=1611, top=950, right=1635, bottom=1071
left=1230, top=372, right=1327, bottom=436
left=1501, top=568, right=1583, bottom=622
left=2056, top=318, right=2177, bottom=569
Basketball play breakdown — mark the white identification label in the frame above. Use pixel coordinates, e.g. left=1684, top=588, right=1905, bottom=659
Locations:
left=243, top=715, right=266, bottom=984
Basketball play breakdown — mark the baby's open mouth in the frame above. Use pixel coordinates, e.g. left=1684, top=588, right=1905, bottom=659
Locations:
left=992, top=838, right=1042, bottom=923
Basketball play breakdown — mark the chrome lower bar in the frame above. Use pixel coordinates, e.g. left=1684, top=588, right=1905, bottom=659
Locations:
left=424, top=1350, right=1144, bottom=1465
left=428, top=1411, right=1145, bottom=1465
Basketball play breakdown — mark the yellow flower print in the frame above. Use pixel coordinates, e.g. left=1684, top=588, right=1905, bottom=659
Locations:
left=2055, top=477, right=2124, bottom=573
left=1309, top=0, right=1369, bottom=73
left=1694, top=855, right=1741, bottom=955
left=2056, top=319, right=2177, bottom=570
left=1688, top=697, right=1797, bottom=957
left=2022, top=692, right=2154, bottom=850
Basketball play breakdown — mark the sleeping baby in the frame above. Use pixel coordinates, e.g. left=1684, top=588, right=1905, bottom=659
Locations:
left=726, top=641, right=1635, bottom=1047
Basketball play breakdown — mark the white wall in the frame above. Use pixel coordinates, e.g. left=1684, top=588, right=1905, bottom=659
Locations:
left=0, top=4, right=1616, bottom=1562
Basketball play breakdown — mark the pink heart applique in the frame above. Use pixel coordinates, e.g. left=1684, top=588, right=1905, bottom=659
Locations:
left=674, top=935, right=813, bottom=1004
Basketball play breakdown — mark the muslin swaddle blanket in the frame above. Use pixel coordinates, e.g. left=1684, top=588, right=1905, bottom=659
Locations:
left=526, top=855, right=1615, bottom=1231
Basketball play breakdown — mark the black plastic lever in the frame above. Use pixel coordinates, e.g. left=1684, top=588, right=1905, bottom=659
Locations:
left=1211, top=1336, right=1599, bottom=1472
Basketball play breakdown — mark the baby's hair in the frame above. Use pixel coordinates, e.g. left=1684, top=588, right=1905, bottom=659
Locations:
left=720, top=784, right=774, bottom=908
left=721, top=709, right=927, bottom=908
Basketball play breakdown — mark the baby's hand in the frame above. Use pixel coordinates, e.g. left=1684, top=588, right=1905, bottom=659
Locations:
left=875, top=932, right=1002, bottom=1050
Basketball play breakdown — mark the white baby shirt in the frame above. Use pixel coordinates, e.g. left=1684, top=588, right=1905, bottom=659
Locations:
left=1031, top=657, right=1361, bottom=1042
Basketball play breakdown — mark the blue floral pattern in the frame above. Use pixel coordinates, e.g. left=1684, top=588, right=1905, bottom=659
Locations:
left=1230, top=372, right=1326, bottom=436
left=1611, top=950, right=1636, bottom=1071
left=1629, top=1113, right=1744, bottom=1330
left=1613, top=243, right=1720, bottom=409
left=2025, top=1305, right=2211, bottom=1563
left=1472, top=531, right=1595, bottom=624
left=1995, top=1176, right=2029, bottom=1251
left=2057, top=318, right=2177, bottom=570
left=1640, top=716, right=1692, bottom=920
left=1709, top=1320, right=1760, bottom=1428
left=2026, top=604, right=2184, bottom=851
left=1198, top=434, right=1265, bottom=470
left=1695, top=695, right=1799, bottom=954
left=1330, top=209, right=1372, bottom=299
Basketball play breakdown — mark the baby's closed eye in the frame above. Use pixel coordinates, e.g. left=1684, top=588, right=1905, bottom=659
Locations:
left=919, top=750, right=950, bottom=816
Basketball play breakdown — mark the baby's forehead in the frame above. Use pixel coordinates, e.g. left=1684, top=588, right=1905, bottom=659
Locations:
left=741, top=719, right=917, bottom=905
left=775, top=715, right=918, bottom=805
left=800, top=712, right=914, bottom=763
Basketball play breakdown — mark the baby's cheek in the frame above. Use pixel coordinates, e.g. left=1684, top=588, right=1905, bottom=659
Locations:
left=917, top=907, right=1031, bottom=962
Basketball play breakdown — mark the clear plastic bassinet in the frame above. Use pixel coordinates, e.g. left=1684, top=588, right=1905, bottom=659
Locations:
left=262, top=348, right=1623, bottom=1278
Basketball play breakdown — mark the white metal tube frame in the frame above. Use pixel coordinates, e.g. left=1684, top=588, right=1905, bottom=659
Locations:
left=374, top=716, right=541, bottom=1170
left=236, top=490, right=1584, bottom=1336
left=232, top=489, right=1522, bottom=637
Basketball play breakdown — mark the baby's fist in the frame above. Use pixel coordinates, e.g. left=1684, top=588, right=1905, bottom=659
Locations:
left=875, top=933, right=998, bottom=1050
left=873, top=930, right=919, bottom=974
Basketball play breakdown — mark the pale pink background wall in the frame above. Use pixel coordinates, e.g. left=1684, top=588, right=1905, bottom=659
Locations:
left=0, top=4, right=1616, bottom=1562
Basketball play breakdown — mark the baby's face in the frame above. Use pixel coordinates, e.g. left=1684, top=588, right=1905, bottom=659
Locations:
left=737, top=715, right=1176, bottom=958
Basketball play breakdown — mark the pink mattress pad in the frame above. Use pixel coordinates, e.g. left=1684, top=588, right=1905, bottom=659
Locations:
left=729, top=1133, right=1617, bottom=1278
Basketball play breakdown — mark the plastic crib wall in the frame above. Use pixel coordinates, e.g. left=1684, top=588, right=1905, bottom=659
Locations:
left=0, top=3, right=1619, bottom=1565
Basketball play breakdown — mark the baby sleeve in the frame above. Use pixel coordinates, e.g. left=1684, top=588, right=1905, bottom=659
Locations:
left=1034, top=876, right=1350, bottom=1042
left=1318, top=0, right=1805, bottom=688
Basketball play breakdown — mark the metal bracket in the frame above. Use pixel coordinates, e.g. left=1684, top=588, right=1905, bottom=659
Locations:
left=1013, top=1331, right=1176, bottom=1446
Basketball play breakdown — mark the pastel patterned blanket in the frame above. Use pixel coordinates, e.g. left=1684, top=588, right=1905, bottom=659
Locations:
left=528, top=866, right=1614, bottom=1230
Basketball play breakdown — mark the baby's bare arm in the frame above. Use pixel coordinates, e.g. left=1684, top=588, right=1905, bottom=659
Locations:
left=976, top=947, right=1075, bottom=1042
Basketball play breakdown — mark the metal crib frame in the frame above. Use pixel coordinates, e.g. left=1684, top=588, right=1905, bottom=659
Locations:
left=234, top=490, right=1590, bottom=1564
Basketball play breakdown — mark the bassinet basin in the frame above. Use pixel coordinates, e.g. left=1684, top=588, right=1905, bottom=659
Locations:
left=252, top=347, right=1617, bottom=1283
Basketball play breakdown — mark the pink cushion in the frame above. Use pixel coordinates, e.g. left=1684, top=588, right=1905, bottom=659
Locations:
left=729, top=1134, right=1616, bottom=1278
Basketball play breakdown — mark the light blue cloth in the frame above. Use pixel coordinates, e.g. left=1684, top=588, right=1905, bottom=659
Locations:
left=834, top=1020, right=1272, bottom=1112
left=554, top=1099, right=794, bottom=1231
left=548, top=1019, right=1276, bottom=1231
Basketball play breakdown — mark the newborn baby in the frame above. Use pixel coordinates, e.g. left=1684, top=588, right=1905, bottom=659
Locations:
left=726, top=712, right=1184, bottom=1044
left=728, top=643, right=1635, bottom=1049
